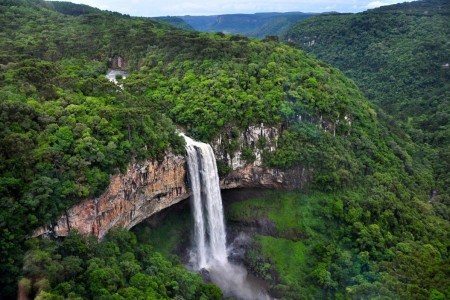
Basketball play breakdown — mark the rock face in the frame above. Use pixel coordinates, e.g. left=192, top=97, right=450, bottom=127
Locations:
left=109, top=56, right=128, bottom=70
left=33, top=127, right=310, bottom=239
left=215, top=124, right=310, bottom=189
left=33, top=154, right=188, bottom=239
left=221, top=164, right=309, bottom=189
left=214, top=124, right=278, bottom=169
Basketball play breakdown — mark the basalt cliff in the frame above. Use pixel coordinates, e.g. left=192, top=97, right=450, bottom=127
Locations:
left=33, top=126, right=310, bottom=239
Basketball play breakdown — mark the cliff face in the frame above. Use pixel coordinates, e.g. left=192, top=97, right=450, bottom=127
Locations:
left=109, top=56, right=128, bottom=70
left=33, top=154, right=188, bottom=239
left=215, top=124, right=310, bottom=188
left=33, top=128, right=310, bottom=239
left=214, top=124, right=278, bottom=169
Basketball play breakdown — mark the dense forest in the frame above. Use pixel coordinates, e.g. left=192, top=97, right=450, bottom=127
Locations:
left=283, top=0, right=450, bottom=217
left=0, top=0, right=449, bottom=299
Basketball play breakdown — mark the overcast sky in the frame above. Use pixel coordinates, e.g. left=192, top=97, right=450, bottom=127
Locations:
left=56, top=0, right=416, bottom=17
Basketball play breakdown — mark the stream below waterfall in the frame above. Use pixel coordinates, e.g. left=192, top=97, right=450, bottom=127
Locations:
left=105, top=69, right=128, bottom=84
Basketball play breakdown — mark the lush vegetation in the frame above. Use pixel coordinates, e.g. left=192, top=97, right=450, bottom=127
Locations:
left=0, top=0, right=448, bottom=298
left=227, top=190, right=450, bottom=299
left=0, top=1, right=187, bottom=295
left=20, top=228, right=222, bottom=299
left=180, top=12, right=317, bottom=38
left=44, top=1, right=102, bottom=16
left=154, top=17, right=194, bottom=31
left=0, top=56, right=186, bottom=294
left=283, top=0, right=450, bottom=216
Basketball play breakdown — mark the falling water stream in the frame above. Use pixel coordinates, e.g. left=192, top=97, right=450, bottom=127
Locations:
left=105, top=69, right=127, bottom=84
left=182, top=134, right=270, bottom=300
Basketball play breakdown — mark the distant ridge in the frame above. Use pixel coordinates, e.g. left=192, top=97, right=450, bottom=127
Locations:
left=174, top=12, right=318, bottom=38
left=154, top=16, right=194, bottom=30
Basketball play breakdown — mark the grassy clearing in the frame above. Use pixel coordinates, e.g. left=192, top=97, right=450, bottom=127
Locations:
left=226, top=190, right=341, bottom=295
left=227, top=191, right=336, bottom=237
left=258, top=235, right=307, bottom=285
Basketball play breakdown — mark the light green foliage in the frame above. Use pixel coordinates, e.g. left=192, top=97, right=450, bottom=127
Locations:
left=0, top=25, right=184, bottom=296
left=258, top=236, right=306, bottom=286
left=21, top=229, right=222, bottom=299
left=227, top=190, right=450, bottom=299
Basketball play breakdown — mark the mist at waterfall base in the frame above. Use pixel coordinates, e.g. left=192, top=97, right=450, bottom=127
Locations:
left=182, top=134, right=270, bottom=300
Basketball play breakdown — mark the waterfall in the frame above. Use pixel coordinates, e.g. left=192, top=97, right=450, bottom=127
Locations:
left=182, top=134, right=271, bottom=299
left=182, top=134, right=228, bottom=269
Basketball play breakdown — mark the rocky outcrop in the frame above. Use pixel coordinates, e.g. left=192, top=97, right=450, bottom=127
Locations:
left=221, top=164, right=309, bottom=189
left=109, top=56, right=128, bottom=70
left=33, top=128, right=310, bottom=239
left=33, top=154, right=188, bottom=239
left=214, top=124, right=278, bottom=169
left=215, top=124, right=310, bottom=188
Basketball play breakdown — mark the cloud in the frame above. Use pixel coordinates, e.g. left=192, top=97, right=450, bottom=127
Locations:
left=366, top=1, right=386, bottom=8
left=366, top=1, right=389, bottom=8
left=366, top=0, right=414, bottom=9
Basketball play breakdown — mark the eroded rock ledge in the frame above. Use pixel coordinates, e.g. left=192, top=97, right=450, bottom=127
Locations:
left=33, top=127, right=310, bottom=239
left=33, top=154, right=188, bottom=239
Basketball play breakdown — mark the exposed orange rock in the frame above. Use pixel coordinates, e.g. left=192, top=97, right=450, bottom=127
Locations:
left=33, top=153, right=188, bottom=239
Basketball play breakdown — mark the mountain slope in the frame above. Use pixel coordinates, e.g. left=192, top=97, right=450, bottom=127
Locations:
left=180, top=12, right=317, bottom=38
left=44, top=0, right=102, bottom=15
left=154, top=16, right=194, bottom=30
left=283, top=0, right=450, bottom=217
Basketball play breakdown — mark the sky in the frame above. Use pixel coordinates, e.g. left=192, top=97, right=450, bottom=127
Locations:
left=54, top=0, right=416, bottom=17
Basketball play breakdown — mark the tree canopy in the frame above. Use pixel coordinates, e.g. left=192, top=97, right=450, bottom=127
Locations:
left=0, top=0, right=448, bottom=298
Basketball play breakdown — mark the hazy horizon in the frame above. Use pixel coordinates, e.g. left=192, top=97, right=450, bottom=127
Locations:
left=46, top=0, right=417, bottom=17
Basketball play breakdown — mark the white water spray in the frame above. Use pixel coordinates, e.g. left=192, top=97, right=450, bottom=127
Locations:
left=182, top=133, right=271, bottom=299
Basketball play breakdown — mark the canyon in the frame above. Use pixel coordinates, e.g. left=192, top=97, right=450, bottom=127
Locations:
left=33, top=126, right=311, bottom=239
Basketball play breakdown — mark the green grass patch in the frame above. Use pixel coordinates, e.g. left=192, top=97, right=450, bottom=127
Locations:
left=227, top=194, right=276, bottom=222
left=227, top=190, right=344, bottom=296
left=227, top=191, right=338, bottom=239
left=257, top=235, right=307, bottom=285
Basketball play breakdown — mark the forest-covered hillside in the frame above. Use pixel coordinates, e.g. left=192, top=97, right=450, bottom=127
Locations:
left=179, top=12, right=317, bottom=38
left=283, top=0, right=450, bottom=214
left=0, top=0, right=448, bottom=299
left=154, top=16, right=195, bottom=30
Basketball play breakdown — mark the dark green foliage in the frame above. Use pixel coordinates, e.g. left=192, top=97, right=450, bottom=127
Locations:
left=0, top=0, right=175, bottom=65
left=44, top=1, right=102, bottom=16
left=133, top=207, right=192, bottom=257
left=21, top=229, right=222, bottom=299
left=284, top=0, right=449, bottom=126
left=283, top=0, right=450, bottom=211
